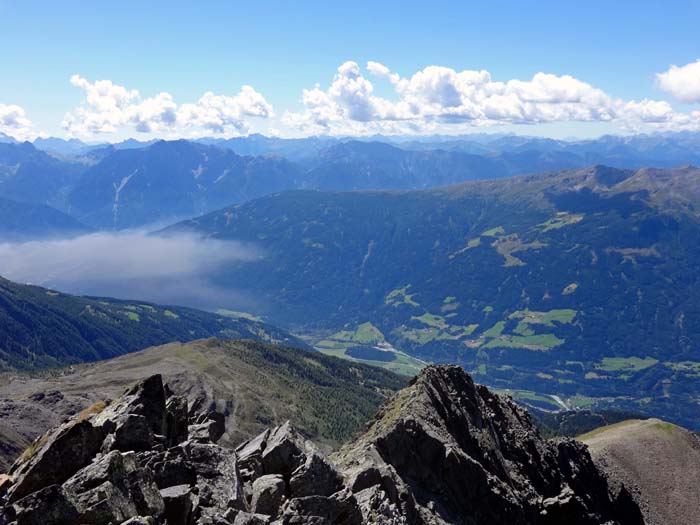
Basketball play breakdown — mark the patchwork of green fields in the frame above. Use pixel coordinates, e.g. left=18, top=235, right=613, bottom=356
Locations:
left=318, top=346, right=424, bottom=377
left=482, top=333, right=564, bottom=350
left=536, top=212, right=584, bottom=232
left=385, top=285, right=420, bottom=307
left=330, top=322, right=385, bottom=344
left=313, top=322, right=424, bottom=377
left=216, top=309, right=264, bottom=322
left=595, top=356, right=659, bottom=372
left=467, top=309, right=577, bottom=351
left=494, top=389, right=562, bottom=411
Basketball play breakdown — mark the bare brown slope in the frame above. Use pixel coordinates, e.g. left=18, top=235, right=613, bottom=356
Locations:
left=581, top=418, right=700, bottom=525
left=0, top=338, right=404, bottom=471
left=438, top=164, right=700, bottom=216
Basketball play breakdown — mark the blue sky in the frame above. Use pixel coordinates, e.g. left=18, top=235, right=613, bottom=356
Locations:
left=1, top=0, right=699, bottom=140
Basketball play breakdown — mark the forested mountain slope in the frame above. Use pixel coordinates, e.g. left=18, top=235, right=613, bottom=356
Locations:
left=168, top=165, right=700, bottom=427
left=0, top=276, right=302, bottom=371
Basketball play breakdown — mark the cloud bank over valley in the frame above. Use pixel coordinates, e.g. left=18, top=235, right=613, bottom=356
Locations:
left=0, top=232, right=260, bottom=311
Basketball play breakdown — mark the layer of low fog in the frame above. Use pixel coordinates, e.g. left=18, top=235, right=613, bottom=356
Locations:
left=0, top=232, right=260, bottom=310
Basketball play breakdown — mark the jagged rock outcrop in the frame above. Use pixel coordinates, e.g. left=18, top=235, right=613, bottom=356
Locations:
left=232, top=421, right=354, bottom=523
left=0, top=374, right=242, bottom=525
left=0, top=366, right=643, bottom=524
left=6, top=419, right=104, bottom=503
left=61, top=450, right=164, bottom=524
left=336, top=365, right=644, bottom=524
left=92, top=374, right=168, bottom=453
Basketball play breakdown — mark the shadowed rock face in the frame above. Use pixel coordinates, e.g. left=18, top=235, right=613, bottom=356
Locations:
left=336, top=366, right=643, bottom=524
left=0, top=366, right=643, bottom=524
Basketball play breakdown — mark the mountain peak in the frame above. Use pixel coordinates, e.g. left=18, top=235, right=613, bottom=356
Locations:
left=336, top=364, right=643, bottom=524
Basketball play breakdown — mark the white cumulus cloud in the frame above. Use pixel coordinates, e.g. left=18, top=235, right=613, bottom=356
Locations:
left=63, top=76, right=274, bottom=138
left=0, top=103, right=39, bottom=141
left=177, top=87, right=274, bottom=134
left=284, top=61, right=700, bottom=135
left=656, top=59, right=700, bottom=104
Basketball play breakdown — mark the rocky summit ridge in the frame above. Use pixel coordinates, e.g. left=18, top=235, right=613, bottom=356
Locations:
left=0, top=366, right=643, bottom=524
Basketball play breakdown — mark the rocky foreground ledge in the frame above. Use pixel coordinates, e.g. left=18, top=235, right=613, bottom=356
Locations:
left=0, top=366, right=643, bottom=524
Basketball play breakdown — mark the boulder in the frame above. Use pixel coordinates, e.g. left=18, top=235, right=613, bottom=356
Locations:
left=7, top=419, right=104, bottom=503
left=249, top=474, right=285, bottom=516
left=235, top=420, right=348, bottom=518
left=179, top=441, right=246, bottom=515
left=113, top=415, right=155, bottom=453
left=277, top=489, right=362, bottom=525
left=94, top=375, right=167, bottom=453
left=289, top=452, right=343, bottom=498
left=139, top=446, right=197, bottom=489
left=349, top=484, right=406, bottom=524
left=62, top=450, right=164, bottom=525
left=260, top=422, right=306, bottom=476
left=166, top=396, right=189, bottom=447
left=189, top=412, right=226, bottom=444
left=10, top=484, right=78, bottom=525
left=126, top=466, right=166, bottom=518
left=69, top=479, right=138, bottom=524
left=161, top=484, right=197, bottom=525
left=231, top=511, right=271, bottom=524
left=235, top=429, right=269, bottom=482
left=62, top=450, right=131, bottom=494
left=340, top=454, right=417, bottom=524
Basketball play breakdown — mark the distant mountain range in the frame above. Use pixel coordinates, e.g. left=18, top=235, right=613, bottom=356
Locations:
left=1, top=132, right=700, bottom=232
left=28, top=131, right=700, bottom=168
left=66, top=140, right=302, bottom=229
left=0, top=142, right=85, bottom=212
left=166, top=165, right=700, bottom=428
left=0, top=196, right=91, bottom=239
left=0, top=275, right=303, bottom=370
